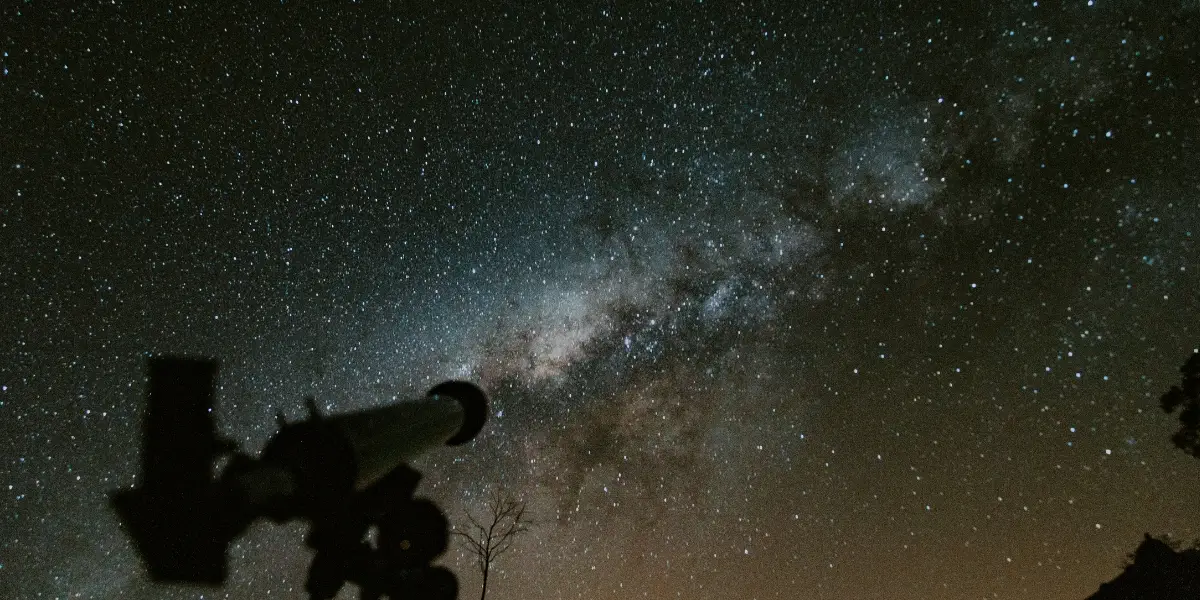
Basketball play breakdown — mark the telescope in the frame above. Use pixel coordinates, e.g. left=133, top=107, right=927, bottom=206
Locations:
left=111, top=356, right=488, bottom=600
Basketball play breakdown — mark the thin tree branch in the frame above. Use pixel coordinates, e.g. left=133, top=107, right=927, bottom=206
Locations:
left=455, top=488, right=531, bottom=600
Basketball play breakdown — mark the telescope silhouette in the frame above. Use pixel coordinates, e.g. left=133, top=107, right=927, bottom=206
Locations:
left=111, top=356, right=488, bottom=600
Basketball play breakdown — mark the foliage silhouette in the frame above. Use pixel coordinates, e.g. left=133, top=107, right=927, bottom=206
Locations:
left=1161, top=351, right=1200, bottom=457
left=1093, top=350, right=1200, bottom=599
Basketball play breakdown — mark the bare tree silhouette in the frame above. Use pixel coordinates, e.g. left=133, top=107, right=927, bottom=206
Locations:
left=453, top=489, right=529, bottom=600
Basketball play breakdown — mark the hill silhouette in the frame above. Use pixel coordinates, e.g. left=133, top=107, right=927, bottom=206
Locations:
left=1087, top=535, right=1200, bottom=599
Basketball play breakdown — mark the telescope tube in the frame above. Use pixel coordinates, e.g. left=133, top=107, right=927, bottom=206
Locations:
left=254, top=381, right=488, bottom=512
left=339, top=381, right=488, bottom=489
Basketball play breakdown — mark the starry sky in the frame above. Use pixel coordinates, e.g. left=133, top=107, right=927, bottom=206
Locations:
left=2, top=1, right=1199, bottom=599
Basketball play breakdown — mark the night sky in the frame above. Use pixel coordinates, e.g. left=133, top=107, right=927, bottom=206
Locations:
left=2, top=2, right=1199, bottom=599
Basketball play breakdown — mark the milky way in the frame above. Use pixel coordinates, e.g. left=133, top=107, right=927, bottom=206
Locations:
left=2, top=2, right=1198, bottom=599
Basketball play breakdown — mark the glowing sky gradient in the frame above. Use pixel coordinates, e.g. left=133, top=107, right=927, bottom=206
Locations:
left=2, top=2, right=1198, bottom=599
